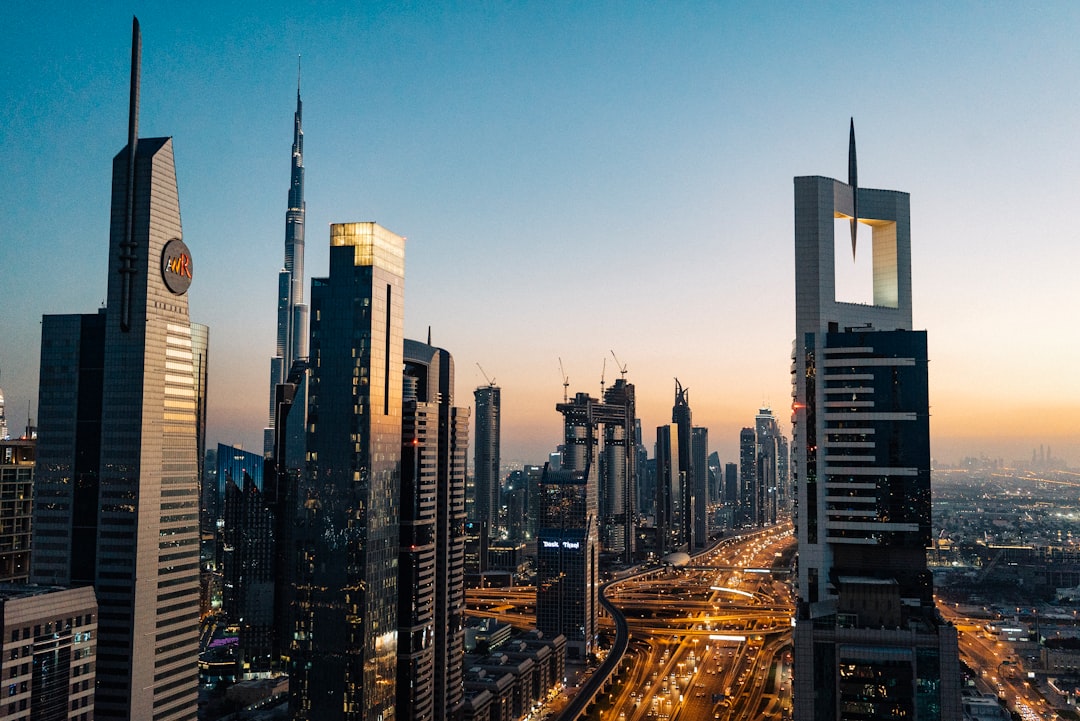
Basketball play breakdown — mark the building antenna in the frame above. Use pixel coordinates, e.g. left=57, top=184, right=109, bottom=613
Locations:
left=848, top=117, right=859, bottom=260
left=558, top=357, right=569, bottom=403
left=119, top=16, right=141, bottom=333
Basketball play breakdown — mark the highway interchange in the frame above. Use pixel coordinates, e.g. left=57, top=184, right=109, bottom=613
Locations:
left=467, top=522, right=796, bottom=720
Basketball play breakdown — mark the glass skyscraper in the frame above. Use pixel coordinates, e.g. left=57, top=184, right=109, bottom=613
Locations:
left=289, top=222, right=404, bottom=721
left=32, top=20, right=202, bottom=720
left=472, top=384, right=501, bottom=538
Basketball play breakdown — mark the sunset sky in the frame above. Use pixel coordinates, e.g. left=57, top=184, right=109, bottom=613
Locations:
left=3, top=2, right=1078, bottom=467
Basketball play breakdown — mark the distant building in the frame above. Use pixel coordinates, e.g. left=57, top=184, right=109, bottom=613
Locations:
left=755, top=407, right=779, bottom=526
left=738, top=427, right=756, bottom=527
left=672, top=381, right=695, bottom=549
left=791, top=123, right=960, bottom=720
left=0, top=440, right=33, bottom=582
left=473, top=385, right=501, bottom=542
left=264, top=77, right=309, bottom=457
left=220, top=453, right=274, bottom=675
left=654, top=425, right=680, bottom=556
left=537, top=393, right=600, bottom=658
left=217, top=443, right=264, bottom=508
left=724, top=462, right=738, bottom=510
left=599, top=379, right=637, bottom=564
left=691, top=427, right=709, bottom=549
left=0, top=585, right=97, bottom=720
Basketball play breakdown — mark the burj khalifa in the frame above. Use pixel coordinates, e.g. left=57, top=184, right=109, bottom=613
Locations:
left=265, top=68, right=308, bottom=456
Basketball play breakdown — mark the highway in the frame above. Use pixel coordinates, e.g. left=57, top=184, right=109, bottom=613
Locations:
left=937, top=602, right=1056, bottom=720
left=464, top=524, right=796, bottom=720
left=604, top=524, right=795, bottom=721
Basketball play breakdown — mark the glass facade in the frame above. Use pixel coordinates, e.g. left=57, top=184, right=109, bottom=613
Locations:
left=291, top=222, right=404, bottom=721
left=0, top=441, right=34, bottom=583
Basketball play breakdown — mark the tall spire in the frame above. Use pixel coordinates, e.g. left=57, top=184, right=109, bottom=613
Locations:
left=266, top=63, right=309, bottom=456
left=119, top=16, right=141, bottom=331
left=848, top=117, right=859, bottom=260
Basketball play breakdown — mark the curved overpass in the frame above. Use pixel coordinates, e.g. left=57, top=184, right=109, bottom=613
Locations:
left=553, top=574, right=633, bottom=721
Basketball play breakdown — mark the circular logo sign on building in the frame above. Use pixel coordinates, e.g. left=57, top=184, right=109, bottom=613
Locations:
left=161, top=238, right=193, bottom=295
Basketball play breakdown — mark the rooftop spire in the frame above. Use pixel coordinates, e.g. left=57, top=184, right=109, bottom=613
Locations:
left=119, top=16, right=141, bottom=332
left=848, top=117, right=859, bottom=260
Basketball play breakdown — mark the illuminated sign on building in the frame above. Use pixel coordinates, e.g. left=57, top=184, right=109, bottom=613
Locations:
left=161, top=238, right=193, bottom=295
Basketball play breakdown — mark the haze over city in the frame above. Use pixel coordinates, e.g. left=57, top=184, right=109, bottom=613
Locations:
left=4, top=2, right=1077, bottom=465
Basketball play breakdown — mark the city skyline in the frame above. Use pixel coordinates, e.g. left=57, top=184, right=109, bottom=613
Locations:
left=4, top=4, right=1079, bottom=466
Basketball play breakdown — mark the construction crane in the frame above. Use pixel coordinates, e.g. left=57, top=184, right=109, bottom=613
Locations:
left=558, top=357, right=569, bottom=402
left=476, top=363, right=496, bottom=387
left=599, top=357, right=606, bottom=397
left=610, top=349, right=628, bottom=380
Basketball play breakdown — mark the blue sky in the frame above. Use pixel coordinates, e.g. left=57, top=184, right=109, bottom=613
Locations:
left=3, top=2, right=1078, bottom=465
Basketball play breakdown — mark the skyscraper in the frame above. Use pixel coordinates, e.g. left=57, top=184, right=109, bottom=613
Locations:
left=738, top=427, right=756, bottom=527
left=218, top=444, right=273, bottom=674
left=672, top=380, right=695, bottom=549
left=290, top=222, right=404, bottom=721
left=691, top=426, right=709, bottom=549
left=755, top=407, right=779, bottom=527
left=265, top=68, right=309, bottom=457
left=537, top=392, right=600, bottom=658
left=599, top=378, right=637, bottom=564
left=399, top=338, right=469, bottom=721
left=0, top=439, right=33, bottom=582
left=473, top=383, right=501, bottom=544
left=654, top=424, right=680, bottom=556
left=791, top=122, right=959, bottom=720
left=31, top=19, right=203, bottom=719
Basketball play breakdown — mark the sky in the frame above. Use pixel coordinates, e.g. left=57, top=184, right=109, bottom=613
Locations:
left=3, top=2, right=1078, bottom=468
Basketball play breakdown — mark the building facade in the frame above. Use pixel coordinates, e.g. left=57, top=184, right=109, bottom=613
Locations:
left=473, top=384, right=501, bottom=545
left=289, top=222, right=404, bottom=721
left=755, top=407, right=779, bottom=527
left=0, top=585, right=98, bottom=721
left=32, top=20, right=202, bottom=719
left=654, top=425, right=680, bottom=556
left=790, top=124, right=960, bottom=720
left=398, top=339, right=469, bottom=721
left=738, top=427, right=756, bottom=527
left=537, top=392, right=600, bottom=658
left=671, top=381, right=695, bottom=550
left=691, top=427, right=709, bottom=549
left=0, top=440, right=33, bottom=583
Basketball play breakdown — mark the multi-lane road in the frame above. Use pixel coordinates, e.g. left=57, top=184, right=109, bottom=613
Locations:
left=603, top=524, right=795, bottom=720
left=465, top=524, right=796, bottom=720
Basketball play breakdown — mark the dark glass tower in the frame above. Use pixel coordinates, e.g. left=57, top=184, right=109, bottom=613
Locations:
left=653, top=425, right=679, bottom=556
left=399, top=339, right=469, bottom=721
left=473, top=384, right=501, bottom=544
left=691, top=426, right=709, bottom=549
left=290, top=222, right=404, bottom=721
left=791, top=124, right=959, bottom=720
left=755, top=407, right=779, bottom=527
left=32, top=19, right=202, bottom=720
left=218, top=443, right=273, bottom=673
left=672, top=380, right=694, bottom=549
left=738, top=427, right=756, bottom=527
left=537, top=392, right=600, bottom=658
left=265, top=68, right=309, bottom=456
